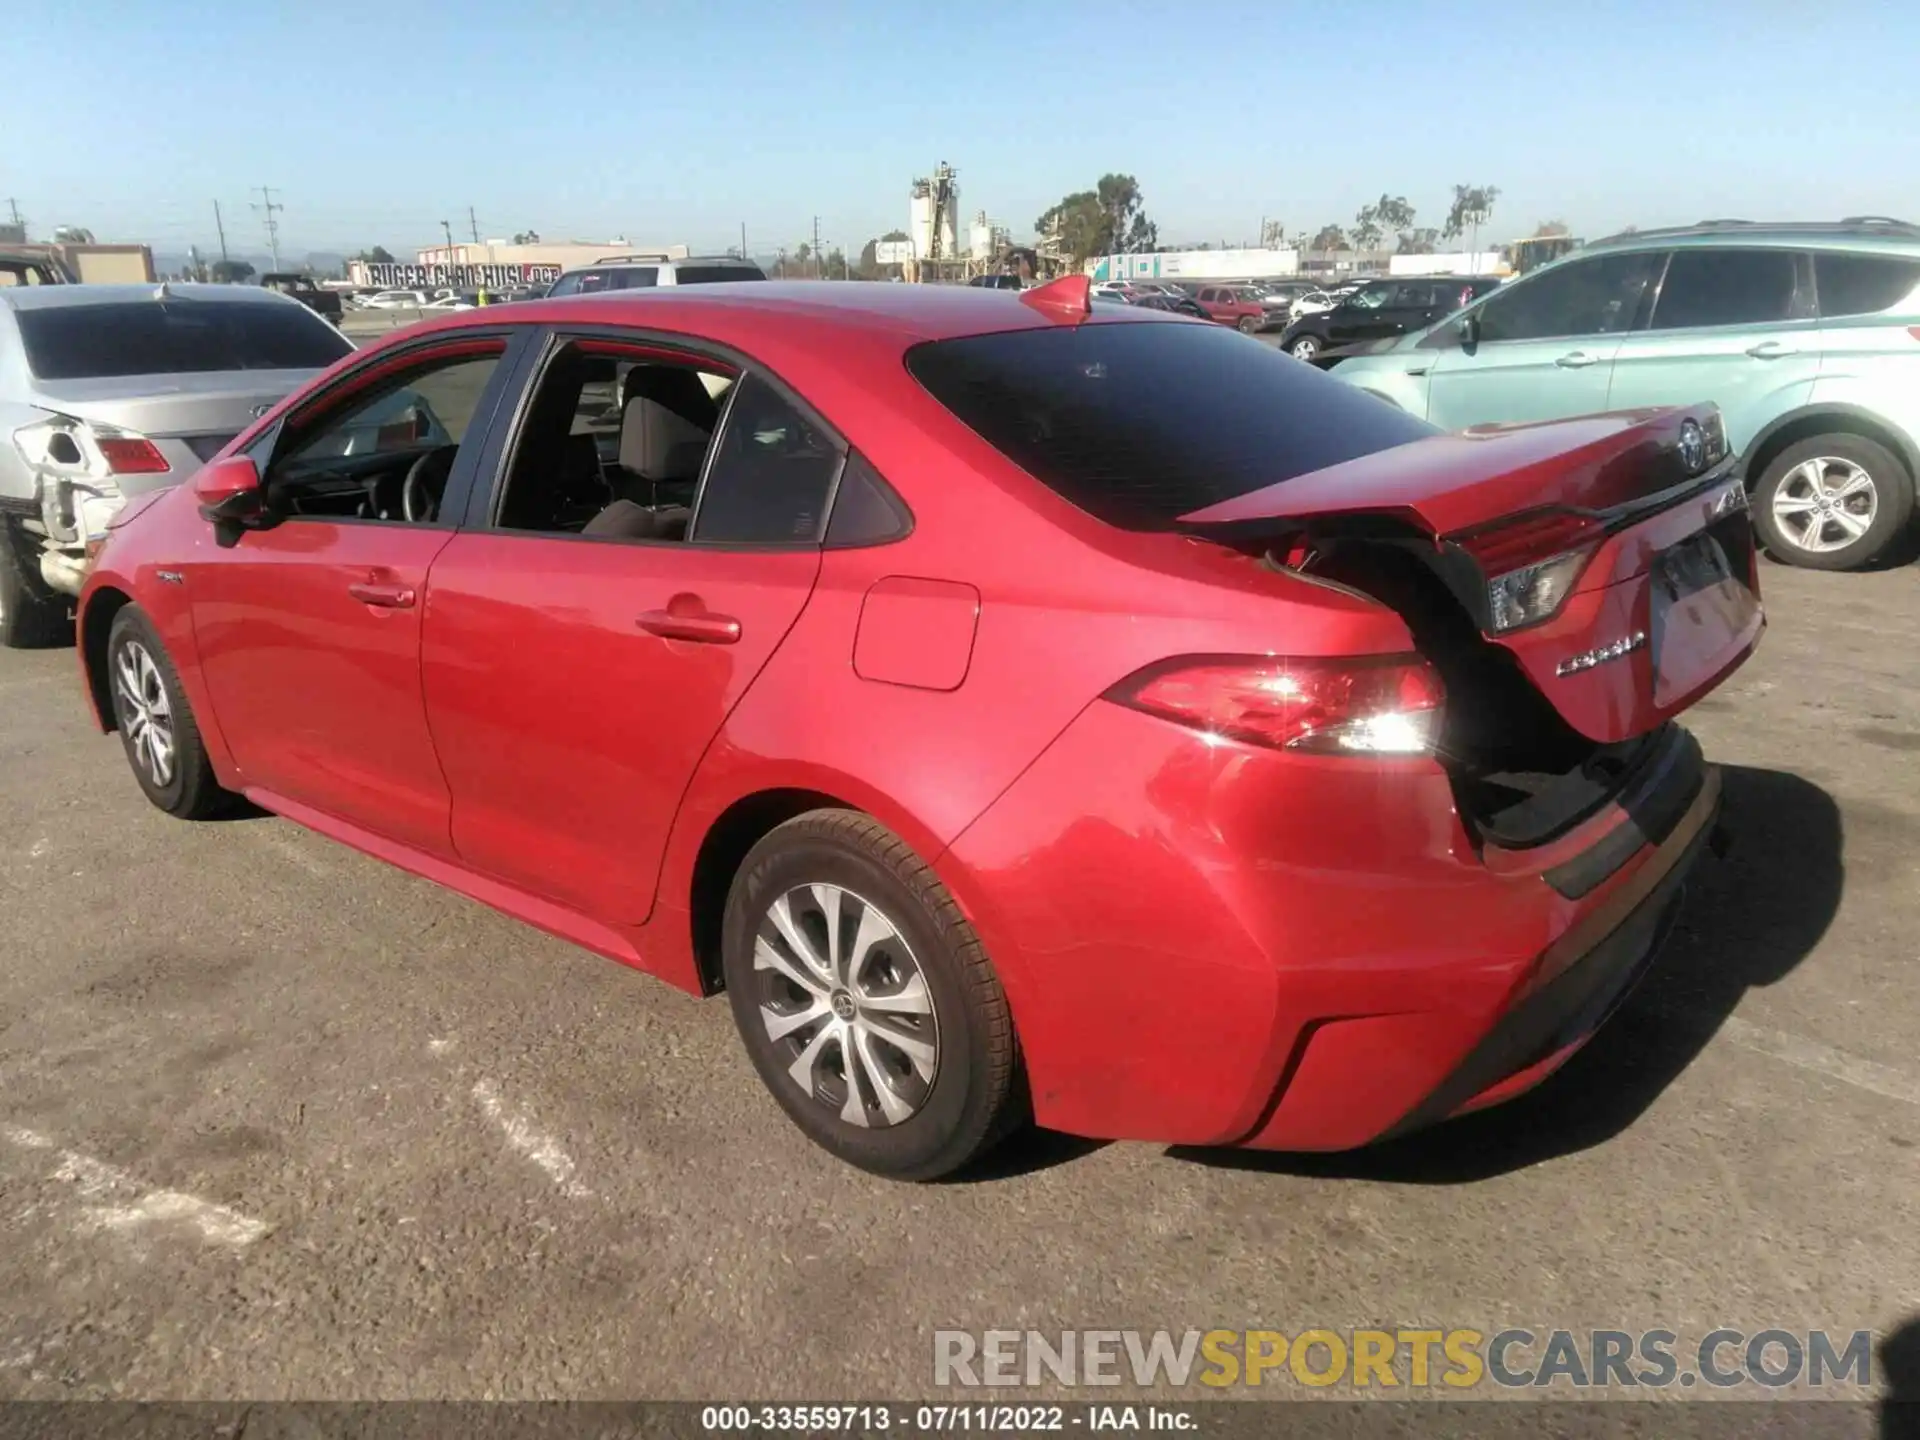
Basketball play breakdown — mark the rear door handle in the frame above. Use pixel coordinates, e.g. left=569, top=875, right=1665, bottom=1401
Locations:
left=637, top=594, right=742, bottom=645
left=1746, top=340, right=1796, bottom=359
left=347, top=581, right=416, bottom=608
left=1555, top=351, right=1599, bottom=369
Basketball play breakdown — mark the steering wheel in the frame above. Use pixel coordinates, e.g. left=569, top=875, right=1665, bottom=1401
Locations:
left=401, top=445, right=457, bottom=523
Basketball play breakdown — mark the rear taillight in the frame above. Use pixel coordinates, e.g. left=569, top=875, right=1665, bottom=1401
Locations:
left=1107, top=654, right=1445, bottom=755
left=12, top=416, right=170, bottom=480
left=1448, top=508, right=1601, bottom=634
left=95, top=436, right=170, bottom=474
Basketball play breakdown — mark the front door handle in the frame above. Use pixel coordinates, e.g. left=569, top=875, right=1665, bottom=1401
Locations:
left=1746, top=340, right=1796, bottom=359
left=637, top=594, right=742, bottom=645
left=1555, top=350, right=1599, bottom=369
left=347, top=581, right=416, bottom=608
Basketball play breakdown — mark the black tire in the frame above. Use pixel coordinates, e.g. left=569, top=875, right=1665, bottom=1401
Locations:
left=0, top=518, right=74, bottom=649
left=1237, top=315, right=1260, bottom=335
left=1288, top=333, right=1321, bottom=361
left=1751, top=433, right=1915, bottom=571
left=722, top=809, right=1022, bottom=1181
left=105, top=606, right=237, bottom=820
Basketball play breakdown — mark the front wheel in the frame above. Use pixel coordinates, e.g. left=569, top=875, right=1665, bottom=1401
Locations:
left=1752, top=434, right=1914, bottom=570
left=106, top=606, right=238, bottom=819
left=722, top=810, right=1022, bottom=1180
left=1288, top=334, right=1321, bottom=361
left=1237, top=315, right=1260, bottom=334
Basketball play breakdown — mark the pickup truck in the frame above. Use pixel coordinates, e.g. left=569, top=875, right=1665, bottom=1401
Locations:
left=260, top=273, right=344, bottom=325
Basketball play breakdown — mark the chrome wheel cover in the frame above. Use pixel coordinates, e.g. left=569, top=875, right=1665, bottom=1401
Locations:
left=753, top=883, right=939, bottom=1128
left=1771, top=456, right=1877, bottom=554
left=112, top=639, right=175, bottom=787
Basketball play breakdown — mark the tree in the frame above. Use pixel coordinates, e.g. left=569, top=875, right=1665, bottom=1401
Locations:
left=1310, top=224, right=1348, bottom=252
left=1443, top=184, right=1502, bottom=253
left=512, top=230, right=541, bottom=245
left=825, top=247, right=848, bottom=280
left=210, top=259, right=254, bottom=283
left=1035, top=174, right=1159, bottom=264
left=1532, top=219, right=1571, bottom=237
left=353, top=246, right=395, bottom=265
left=1398, top=227, right=1440, bottom=254
left=1351, top=210, right=1383, bottom=251
left=1354, top=195, right=1414, bottom=252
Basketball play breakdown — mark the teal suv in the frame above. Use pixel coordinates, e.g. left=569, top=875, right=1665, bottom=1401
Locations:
left=1326, top=218, right=1920, bottom=569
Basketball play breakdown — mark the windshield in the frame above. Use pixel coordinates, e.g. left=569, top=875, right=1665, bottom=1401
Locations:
left=906, top=319, right=1435, bottom=531
left=17, top=301, right=352, bottom=379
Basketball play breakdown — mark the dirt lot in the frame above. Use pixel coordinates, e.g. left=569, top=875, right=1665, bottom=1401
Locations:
left=0, top=557, right=1914, bottom=1403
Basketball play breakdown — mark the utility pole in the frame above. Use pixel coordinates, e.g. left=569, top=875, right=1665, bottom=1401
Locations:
left=812, top=216, right=821, bottom=279
left=4, top=198, right=22, bottom=234
left=468, top=206, right=480, bottom=243
left=251, top=186, right=283, bottom=271
left=212, top=200, right=229, bottom=263
left=740, top=221, right=747, bottom=261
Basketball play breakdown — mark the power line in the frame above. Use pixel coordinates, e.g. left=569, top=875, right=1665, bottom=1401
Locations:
left=251, top=186, right=284, bottom=270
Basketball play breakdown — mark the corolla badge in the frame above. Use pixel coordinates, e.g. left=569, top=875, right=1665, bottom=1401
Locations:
left=1677, top=420, right=1707, bottom=475
left=1556, top=631, right=1648, bottom=677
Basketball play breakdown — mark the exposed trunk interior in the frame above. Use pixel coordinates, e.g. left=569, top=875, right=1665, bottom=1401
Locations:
left=1248, top=532, right=1661, bottom=849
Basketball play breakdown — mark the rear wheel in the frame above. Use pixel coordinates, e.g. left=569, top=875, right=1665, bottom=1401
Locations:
left=1288, top=334, right=1321, bottom=361
left=0, top=518, right=73, bottom=649
left=1237, top=315, right=1260, bottom=334
left=721, top=810, right=1022, bottom=1180
left=106, top=606, right=237, bottom=819
left=1752, top=433, right=1914, bottom=570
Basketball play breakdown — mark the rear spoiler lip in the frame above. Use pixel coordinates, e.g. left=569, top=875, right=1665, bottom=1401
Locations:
left=1171, top=455, right=1740, bottom=549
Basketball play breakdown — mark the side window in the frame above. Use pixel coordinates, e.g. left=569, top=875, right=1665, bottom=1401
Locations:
left=1651, top=249, right=1799, bottom=329
left=1476, top=252, right=1661, bottom=342
left=824, top=452, right=912, bottom=548
left=1816, top=253, right=1920, bottom=318
left=1350, top=287, right=1389, bottom=310
left=613, top=267, right=660, bottom=289
left=493, top=340, right=732, bottom=541
left=689, top=374, right=844, bottom=545
left=261, top=345, right=506, bottom=523
left=546, top=273, right=583, bottom=298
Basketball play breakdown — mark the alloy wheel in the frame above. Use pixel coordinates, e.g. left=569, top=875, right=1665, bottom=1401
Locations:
left=113, top=639, right=175, bottom=788
left=1770, top=456, right=1878, bottom=554
left=752, top=883, right=940, bottom=1128
left=1291, top=336, right=1319, bottom=361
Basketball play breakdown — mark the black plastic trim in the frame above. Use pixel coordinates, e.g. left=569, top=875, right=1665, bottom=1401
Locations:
left=1541, top=726, right=1704, bottom=899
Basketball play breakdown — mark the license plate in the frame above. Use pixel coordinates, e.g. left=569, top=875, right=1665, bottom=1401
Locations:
left=1649, top=533, right=1759, bottom=708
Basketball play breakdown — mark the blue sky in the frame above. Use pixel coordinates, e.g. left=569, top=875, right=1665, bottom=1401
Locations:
left=5, top=0, right=1914, bottom=260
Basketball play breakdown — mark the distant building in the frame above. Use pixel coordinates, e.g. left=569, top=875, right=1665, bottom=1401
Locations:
left=1086, top=248, right=1299, bottom=282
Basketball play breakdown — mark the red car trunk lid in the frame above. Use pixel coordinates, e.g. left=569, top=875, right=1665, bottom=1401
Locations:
left=1178, top=410, right=1764, bottom=743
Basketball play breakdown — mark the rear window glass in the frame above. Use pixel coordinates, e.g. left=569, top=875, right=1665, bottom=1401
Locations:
left=1816, top=253, right=1920, bottom=317
left=906, top=320, right=1436, bottom=531
left=674, top=265, right=766, bottom=284
left=18, top=300, right=352, bottom=380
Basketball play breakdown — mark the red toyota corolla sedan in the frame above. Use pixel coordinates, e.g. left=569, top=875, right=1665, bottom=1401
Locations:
left=75, top=276, right=1762, bottom=1180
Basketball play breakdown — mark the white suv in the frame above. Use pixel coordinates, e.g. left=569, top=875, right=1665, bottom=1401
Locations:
left=544, top=254, right=767, bottom=296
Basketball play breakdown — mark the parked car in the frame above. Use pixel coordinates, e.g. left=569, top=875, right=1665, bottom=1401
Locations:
left=0, top=283, right=352, bottom=646
left=1133, top=293, right=1211, bottom=320
left=0, top=245, right=77, bottom=286
left=1289, top=289, right=1337, bottom=321
left=968, top=274, right=1028, bottom=291
left=1278, top=277, right=1501, bottom=362
left=259, top=273, right=343, bottom=325
left=1252, top=280, right=1320, bottom=319
left=425, top=293, right=477, bottom=311
left=359, top=289, right=433, bottom=310
left=1326, top=218, right=1920, bottom=569
left=1190, top=284, right=1270, bottom=333
left=76, top=276, right=1757, bottom=1180
left=545, top=253, right=767, bottom=296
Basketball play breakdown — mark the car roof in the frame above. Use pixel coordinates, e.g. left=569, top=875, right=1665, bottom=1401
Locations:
left=0, top=282, right=302, bottom=313
left=1582, top=217, right=1920, bottom=256
left=385, top=279, right=1164, bottom=349
left=571, top=254, right=761, bottom=270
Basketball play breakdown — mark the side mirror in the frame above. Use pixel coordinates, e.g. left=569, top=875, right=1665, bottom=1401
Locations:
left=1457, top=313, right=1481, bottom=348
left=193, top=455, right=264, bottom=522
